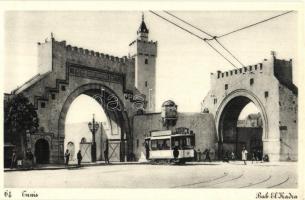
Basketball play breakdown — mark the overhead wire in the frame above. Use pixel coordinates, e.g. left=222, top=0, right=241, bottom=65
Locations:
left=149, top=10, right=239, bottom=68
left=163, top=10, right=214, bottom=38
left=163, top=10, right=245, bottom=67
left=150, top=10, right=293, bottom=100
left=216, top=11, right=294, bottom=38
left=214, top=38, right=245, bottom=67
left=151, top=10, right=268, bottom=92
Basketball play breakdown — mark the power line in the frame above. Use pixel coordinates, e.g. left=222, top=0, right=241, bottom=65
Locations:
left=163, top=10, right=214, bottom=38
left=163, top=11, right=245, bottom=67
left=217, top=11, right=294, bottom=38
left=205, top=40, right=238, bottom=68
left=149, top=10, right=238, bottom=68
left=215, top=39, right=245, bottom=67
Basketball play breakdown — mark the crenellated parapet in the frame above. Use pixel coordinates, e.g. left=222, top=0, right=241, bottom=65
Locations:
left=38, top=38, right=134, bottom=65
left=61, top=42, right=134, bottom=64
left=211, top=63, right=263, bottom=80
left=129, top=39, right=158, bottom=46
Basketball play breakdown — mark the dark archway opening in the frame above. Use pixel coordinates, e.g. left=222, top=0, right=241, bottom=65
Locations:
left=218, top=96, right=263, bottom=160
left=61, top=85, right=132, bottom=163
left=35, top=139, right=50, bottom=164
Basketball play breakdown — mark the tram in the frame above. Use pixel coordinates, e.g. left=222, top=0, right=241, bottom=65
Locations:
left=144, top=127, right=195, bottom=164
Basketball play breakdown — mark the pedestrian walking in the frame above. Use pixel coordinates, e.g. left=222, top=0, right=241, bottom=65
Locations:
left=251, top=151, right=256, bottom=164
left=10, top=151, right=17, bottom=169
left=197, top=149, right=201, bottom=162
left=231, top=151, right=235, bottom=161
left=241, top=146, right=248, bottom=165
left=77, top=150, right=82, bottom=167
left=204, top=148, right=211, bottom=162
left=257, top=149, right=262, bottom=162
left=25, top=149, right=34, bottom=169
left=64, top=149, right=70, bottom=167
left=173, top=146, right=179, bottom=160
left=145, top=141, right=150, bottom=160
left=222, top=151, right=229, bottom=162
left=104, top=149, right=109, bottom=164
left=28, top=150, right=34, bottom=169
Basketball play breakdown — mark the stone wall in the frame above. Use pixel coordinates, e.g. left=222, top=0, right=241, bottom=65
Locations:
left=133, top=112, right=217, bottom=161
left=278, top=83, right=298, bottom=161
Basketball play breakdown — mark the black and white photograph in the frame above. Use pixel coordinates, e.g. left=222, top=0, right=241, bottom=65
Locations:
left=1, top=1, right=304, bottom=200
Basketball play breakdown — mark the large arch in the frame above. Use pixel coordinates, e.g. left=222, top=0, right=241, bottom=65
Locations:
left=215, top=89, right=268, bottom=159
left=57, top=83, right=131, bottom=162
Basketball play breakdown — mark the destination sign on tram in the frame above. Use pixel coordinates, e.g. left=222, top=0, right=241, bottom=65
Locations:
left=151, top=130, right=171, bottom=137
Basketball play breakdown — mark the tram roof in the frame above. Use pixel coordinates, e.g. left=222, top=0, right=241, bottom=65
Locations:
left=145, top=133, right=195, bottom=139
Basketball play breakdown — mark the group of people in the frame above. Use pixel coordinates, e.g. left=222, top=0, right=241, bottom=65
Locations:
left=195, top=148, right=211, bottom=162
left=64, top=149, right=83, bottom=167
left=64, top=149, right=110, bottom=167
left=10, top=149, right=34, bottom=169
left=230, top=146, right=268, bottom=165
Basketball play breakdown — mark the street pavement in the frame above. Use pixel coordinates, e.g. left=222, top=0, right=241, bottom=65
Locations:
left=4, top=161, right=297, bottom=188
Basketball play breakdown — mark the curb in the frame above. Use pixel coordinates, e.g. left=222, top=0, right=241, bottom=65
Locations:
left=4, top=162, right=150, bottom=172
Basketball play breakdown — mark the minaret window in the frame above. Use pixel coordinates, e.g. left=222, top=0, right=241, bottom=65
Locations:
left=145, top=58, right=148, bottom=64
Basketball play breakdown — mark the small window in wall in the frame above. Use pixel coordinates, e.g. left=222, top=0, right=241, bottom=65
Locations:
left=145, top=58, right=148, bottom=64
left=225, top=84, right=228, bottom=90
left=61, top=85, right=66, bottom=91
left=265, top=91, right=269, bottom=98
left=250, top=78, right=254, bottom=85
left=214, top=98, right=217, bottom=104
left=145, top=81, right=148, bottom=87
left=41, top=102, right=46, bottom=108
left=51, top=93, right=56, bottom=100
left=137, top=139, right=139, bottom=148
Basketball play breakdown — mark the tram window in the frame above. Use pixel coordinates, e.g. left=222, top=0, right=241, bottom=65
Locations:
left=157, top=140, right=163, bottom=150
left=185, top=137, right=194, bottom=149
left=186, top=137, right=191, bottom=146
left=154, top=139, right=170, bottom=150
left=151, top=140, right=158, bottom=150
left=172, top=138, right=180, bottom=149
left=191, top=137, right=195, bottom=146
left=164, top=139, right=170, bottom=150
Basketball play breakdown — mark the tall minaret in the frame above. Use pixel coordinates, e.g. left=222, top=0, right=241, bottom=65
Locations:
left=129, top=14, right=157, bottom=112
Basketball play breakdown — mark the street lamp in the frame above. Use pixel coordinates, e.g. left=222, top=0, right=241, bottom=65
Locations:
left=88, top=114, right=99, bottom=162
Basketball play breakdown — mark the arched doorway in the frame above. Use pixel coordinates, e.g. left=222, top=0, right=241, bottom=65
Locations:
left=35, top=139, right=50, bottom=164
left=59, top=83, right=131, bottom=163
left=216, top=90, right=268, bottom=160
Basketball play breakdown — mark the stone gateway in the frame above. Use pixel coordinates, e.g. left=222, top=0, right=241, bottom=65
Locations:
left=4, top=16, right=298, bottom=164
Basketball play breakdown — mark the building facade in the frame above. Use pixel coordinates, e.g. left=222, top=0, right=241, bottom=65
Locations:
left=201, top=53, right=298, bottom=161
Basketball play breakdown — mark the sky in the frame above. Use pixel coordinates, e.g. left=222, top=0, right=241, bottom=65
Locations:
left=4, top=11, right=299, bottom=118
